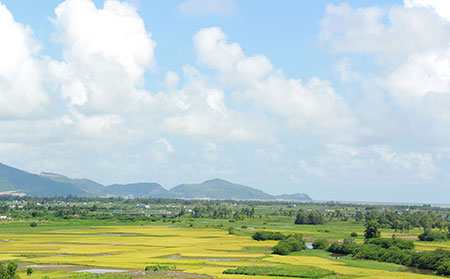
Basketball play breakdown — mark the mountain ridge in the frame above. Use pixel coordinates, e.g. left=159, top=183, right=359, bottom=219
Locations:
left=0, top=162, right=312, bottom=201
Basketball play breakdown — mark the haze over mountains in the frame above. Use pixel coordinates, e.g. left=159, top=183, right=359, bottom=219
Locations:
left=0, top=162, right=311, bottom=201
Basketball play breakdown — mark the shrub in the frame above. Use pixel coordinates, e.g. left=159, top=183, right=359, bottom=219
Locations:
left=0, top=261, right=18, bottom=279
left=272, top=241, right=292, bottom=255
left=312, top=239, right=329, bottom=250
left=145, top=265, right=174, bottom=271
left=252, top=231, right=286, bottom=241
left=272, top=233, right=306, bottom=255
left=365, top=238, right=414, bottom=250
left=418, top=230, right=447, bottom=241
left=437, top=260, right=450, bottom=275
left=350, top=232, right=358, bottom=237
left=30, top=222, right=38, bottom=227
left=327, top=242, right=359, bottom=255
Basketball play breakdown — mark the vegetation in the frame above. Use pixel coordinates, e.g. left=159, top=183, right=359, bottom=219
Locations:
left=252, top=231, right=286, bottom=241
left=312, top=239, right=329, bottom=250
left=295, top=209, right=325, bottom=225
left=273, top=233, right=306, bottom=255
left=144, top=265, right=175, bottom=271
left=364, top=220, right=380, bottom=239
left=0, top=262, right=18, bottom=279
left=0, top=195, right=450, bottom=279
left=223, top=266, right=335, bottom=278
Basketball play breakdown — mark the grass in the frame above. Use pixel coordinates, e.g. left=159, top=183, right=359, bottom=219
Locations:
left=223, top=266, right=336, bottom=278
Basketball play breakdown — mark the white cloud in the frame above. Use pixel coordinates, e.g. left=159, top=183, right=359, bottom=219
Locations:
left=177, top=0, right=237, bottom=16
left=369, top=145, right=436, bottom=179
left=319, top=3, right=450, bottom=55
left=404, top=0, right=450, bottom=21
left=320, top=2, right=450, bottom=144
left=333, top=58, right=362, bottom=83
left=194, top=27, right=273, bottom=87
left=156, top=138, right=175, bottom=153
left=0, top=2, right=49, bottom=119
left=194, top=27, right=360, bottom=142
left=51, top=0, right=156, bottom=115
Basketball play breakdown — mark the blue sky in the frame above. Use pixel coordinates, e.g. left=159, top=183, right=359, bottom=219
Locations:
left=1, top=0, right=449, bottom=203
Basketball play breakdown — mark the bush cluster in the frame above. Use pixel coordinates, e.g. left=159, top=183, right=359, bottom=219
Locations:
left=312, top=239, right=329, bottom=250
left=252, top=231, right=286, bottom=241
left=418, top=230, right=447, bottom=241
left=145, top=265, right=175, bottom=271
left=365, top=237, right=415, bottom=250
left=272, top=233, right=306, bottom=255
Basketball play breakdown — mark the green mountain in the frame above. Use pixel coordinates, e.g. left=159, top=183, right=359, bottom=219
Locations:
left=170, top=178, right=272, bottom=200
left=0, top=163, right=87, bottom=196
left=0, top=162, right=312, bottom=200
left=40, top=172, right=105, bottom=194
left=101, top=183, right=170, bottom=197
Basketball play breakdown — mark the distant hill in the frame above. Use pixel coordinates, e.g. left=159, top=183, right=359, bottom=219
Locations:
left=170, top=178, right=273, bottom=200
left=101, top=183, right=170, bottom=197
left=40, top=172, right=104, bottom=194
left=0, top=163, right=87, bottom=196
left=274, top=193, right=312, bottom=201
left=0, top=162, right=312, bottom=200
left=169, top=178, right=311, bottom=201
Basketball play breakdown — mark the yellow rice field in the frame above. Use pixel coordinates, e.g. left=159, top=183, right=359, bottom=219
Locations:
left=0, top=225, right=444, bottom=279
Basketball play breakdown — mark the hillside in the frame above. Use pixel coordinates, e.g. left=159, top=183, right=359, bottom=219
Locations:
left=40, top=172, right=105, bottom=194
left=0, top=163, right=87, bottom=196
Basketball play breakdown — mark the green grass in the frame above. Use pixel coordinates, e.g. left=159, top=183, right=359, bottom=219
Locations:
left=223, top=266, right=336, bottom=278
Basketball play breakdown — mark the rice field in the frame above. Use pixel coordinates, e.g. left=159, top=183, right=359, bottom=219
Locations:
left=0, top=223, right=445, bottom=279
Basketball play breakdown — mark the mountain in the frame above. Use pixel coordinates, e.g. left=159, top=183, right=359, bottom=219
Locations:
left=40, top=172, right=105, bottom=194
left=0, top=162, right=312, bottom=200
left=170, top=178, right=278, bottom=200
left=274, top=193, right=312, bottom=201
left=0, top=163, right=87, bottom=196
left=101, top=183, right=169, bottom=197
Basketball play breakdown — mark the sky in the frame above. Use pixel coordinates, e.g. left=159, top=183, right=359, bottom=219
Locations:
left=1, top=0, right=450, bottom=203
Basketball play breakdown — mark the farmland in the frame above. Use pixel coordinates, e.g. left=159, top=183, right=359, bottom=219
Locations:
left=0, top=197, right=450, bottom=278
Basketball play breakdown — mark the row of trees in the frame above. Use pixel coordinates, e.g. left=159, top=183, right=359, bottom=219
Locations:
left=190, top=205, right=255, bottom=219
left=327, top=239, right=450, bottom=275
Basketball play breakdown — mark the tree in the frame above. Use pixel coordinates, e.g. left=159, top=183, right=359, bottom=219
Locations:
left=355, top=211, right=364, bottom=222
left=312, top=239, right=329, bottom=250
left=364, top=220, right=380, bottom=239
left=26, top=267, right=33, bottom=276
left=295, top=210, right=324, bottom=225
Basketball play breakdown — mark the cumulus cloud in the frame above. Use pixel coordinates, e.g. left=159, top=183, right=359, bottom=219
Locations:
left=194, top=27, right=360, bottom=142
left=319, top=3, right=450, bottom=55
left=404, top=0, right=450, bottom=21
left=51, top=0, right=156, bottom=115
left=319, top=2, right=450, bottom=145
left=177, top=0, right=237, bottom=16
left=0, top=2, right=49, bottom=119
